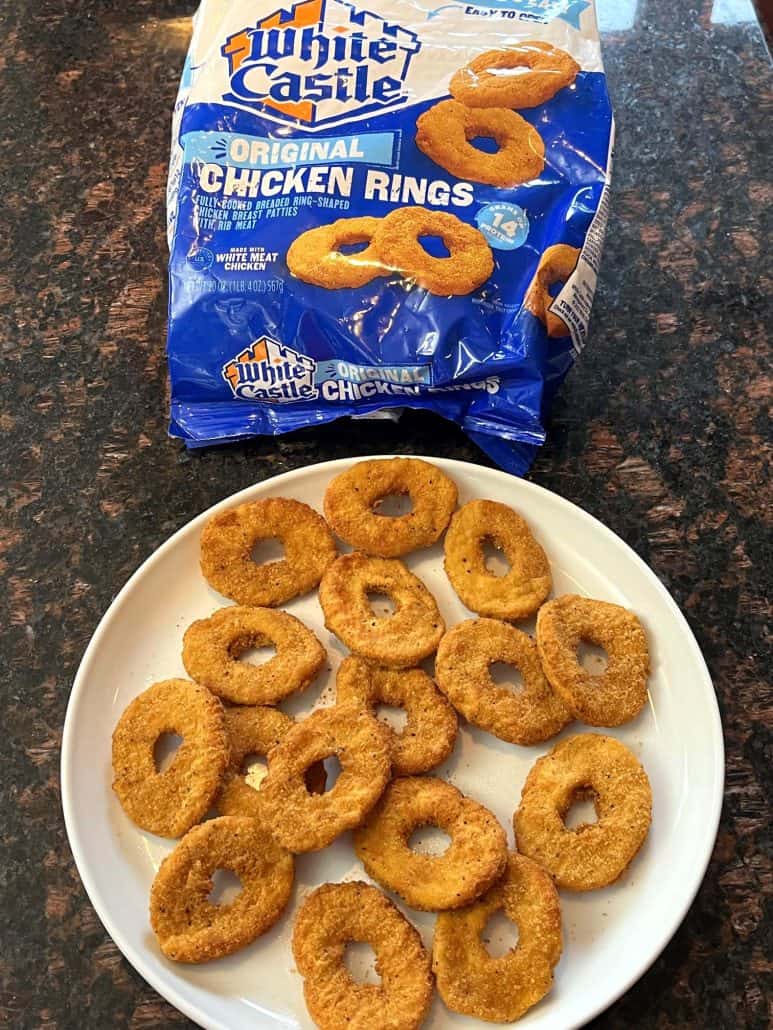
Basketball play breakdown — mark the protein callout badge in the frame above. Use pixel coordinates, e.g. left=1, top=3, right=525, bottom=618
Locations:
left=220, top=0, right=420, bottom=129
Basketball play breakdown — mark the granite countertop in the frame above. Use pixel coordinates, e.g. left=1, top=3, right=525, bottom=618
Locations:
left=1, top=0, right=771, bottom=1026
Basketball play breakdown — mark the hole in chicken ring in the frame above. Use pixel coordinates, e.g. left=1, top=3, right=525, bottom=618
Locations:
left=292, top=881, right=433, bottom=1030
left=432, top=852, right=562, bottom=1022
left=416, top=100, right=545, bottom=188
left=514, top=733, right=653, bottom=891
left=354, top=776, right=508, bottom=911
left=444, top=498, right=552, bottom=621
left=450, top=41, right=580, bottom=110
left=323, top=457, right=458, bottom=557
left=111, top=678, right=228, bottom=838
left=319, top=552, right=445, bottom=668
left=182, top=605, right=326, bottom=705
left=374, top=207, right=494, bottom=296
left=524, top=243, right=581, bottom=338
left=149, top=815, right=294, bottom=962
left=435, top=618, right=571, bottom=745
left=215, top=706, right=326, bottom=823
left=286, top=216, right=386, bottom=289
left=259, top=703, right=391, bottom=853
left=536, top=594, right=650, bottom=726
left=336, top=656, right=458, bottom=775
left=199, top=497, right=337, bottom=608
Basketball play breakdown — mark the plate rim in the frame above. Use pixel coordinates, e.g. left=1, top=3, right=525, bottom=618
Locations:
left=61, top=455, right=725, bottom=1030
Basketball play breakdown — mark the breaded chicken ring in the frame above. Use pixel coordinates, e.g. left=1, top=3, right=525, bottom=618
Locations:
left=450, top=41, right=580, bottom=110
left=287, top=216, right=386, bottom=289
left=433, top=853, right=562, bottom=1022
left=215, top=706, right=325, bottom=822
left=319, top=552, right=444, bottom=668
left=293, top=881, right=433, bottom=1030
left=524, top=243, right=580, bottom=338
left=444, top=498, right=551, bottom=620
left=182, top=605, right=325, bottom=705
left=536, top=594, right=650, bottom=726
left=416, top=100, right=545, bottom=188
left=149, top=816, right=293, bottom=962
left=199, top=497, right=337, bottom=608
left=514, top=733, right=652, bottom=890
left=323, top=457, right=458, bottom=557
left=354, top=776, right=508, bottom=910
left=435, top=618, right=571, bottom=745
left=111, top=678, right=227, bottom=838
left=336, top=656, right=458, bottom=775
left=375, top=207, right=494, bottom=296
left=260, top=703, right=391, bottom=853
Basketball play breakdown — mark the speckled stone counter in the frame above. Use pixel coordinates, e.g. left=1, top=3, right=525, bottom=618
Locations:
left=1, top=0, right=771, bottom=1026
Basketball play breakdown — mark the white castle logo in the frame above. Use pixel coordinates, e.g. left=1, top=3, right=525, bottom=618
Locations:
left=222, top=336, right=317, bottom=402
left=221, top=0, right=420, bottom=129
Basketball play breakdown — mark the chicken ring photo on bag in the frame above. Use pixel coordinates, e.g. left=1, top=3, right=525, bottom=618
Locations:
left=524, top=243, right=581, bottom=338
left=416, top=100, right=545, bottom=188
left=374, top=206, right=494, bottom=296
left=293, top=881, right=433, bottom=1030
left=286, top=216, right=386, bottom=289
left=450, top=41, right=580, bottom=110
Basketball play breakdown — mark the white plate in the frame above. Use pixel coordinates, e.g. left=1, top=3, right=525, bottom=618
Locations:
left=61, top=456, right=723, bottom=1030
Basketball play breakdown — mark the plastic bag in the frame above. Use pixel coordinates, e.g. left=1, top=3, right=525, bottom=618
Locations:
left=166, top=0, right=613, bottom=474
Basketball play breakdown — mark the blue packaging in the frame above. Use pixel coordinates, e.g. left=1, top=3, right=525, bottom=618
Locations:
left=167, top=0, right=613, bottom=474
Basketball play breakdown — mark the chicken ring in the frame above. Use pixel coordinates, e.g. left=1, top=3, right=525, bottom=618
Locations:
left=293, top=881, right=433, bottom=1030
left=323, top=457, right=458, bottom=558
left=514, top=733, right=653, bottom=891
left=524, top=243, right=580, bottom=338
left=536, top=594, right=650, bottom=726
left=375, top=207, right=494, bottom=296
left=354, top=776, right=508, bottom=910
left=111, top=678, right=227, bottom=838
left=287, top=216, right=385, bottom=289
left=433, top=852, right=562, bottom=1022
left=199, top=497, right=337, bottom=608
left=444, top=498, right=551, bottom=621
left=215, top=706, right=325, bottom=822
left=259, top=703, right=391, bottom=852
left=336, top=656, right=458, bottom=775
left=450, top=41, right=580, bottom=110
left=149, top=815, right=294, bottom=962
left=182, top=605, right=326, bottom=705
left=435, top=618, right=571, bottom=745
left=319, top=552, right=444, bottom=668
left=416, top=100, right=545, bottom=188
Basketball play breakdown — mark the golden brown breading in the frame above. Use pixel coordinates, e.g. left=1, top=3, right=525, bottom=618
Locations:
left=287, top=217, right=386, bottom=289
left=450, top=42, right=579, bottom=110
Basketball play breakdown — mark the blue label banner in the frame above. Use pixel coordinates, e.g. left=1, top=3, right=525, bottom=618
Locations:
left=182, top=130, right=399, bottom=170
left=429, top=0, right=589, bottom=26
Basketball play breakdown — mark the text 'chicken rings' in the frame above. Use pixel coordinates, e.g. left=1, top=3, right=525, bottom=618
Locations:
left=293, top=881, right=433, bottom=1030
left=354, top=776, right=507, bottom=910
left=182, top=605, right=325, bottom=705
left=375, top=207, right=494, bottom=296
left=514, top=733, right=653, bottom=891
left=323, top=456, right=458, bottom=557
left=319, top=552, right=444, bottom=668
left=444, top=498, right=552, bottom=620
left=259, top=703, right=391, bottom=852
left=287, top=216, right=385, bottom=289
left=199, top=497, right=337, bottom=608
left=450, top=41, right=580, bottom=110
left=416, top=100, right=545, bottom=188
left=433, top=852, right=562, bottom=1023
left=111, top=678, right=227, bottom=839
left=149, top=816, right=293, bottom=962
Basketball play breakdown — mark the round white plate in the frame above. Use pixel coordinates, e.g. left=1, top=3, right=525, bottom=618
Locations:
left=62, top=456, right=723, bottom=1030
